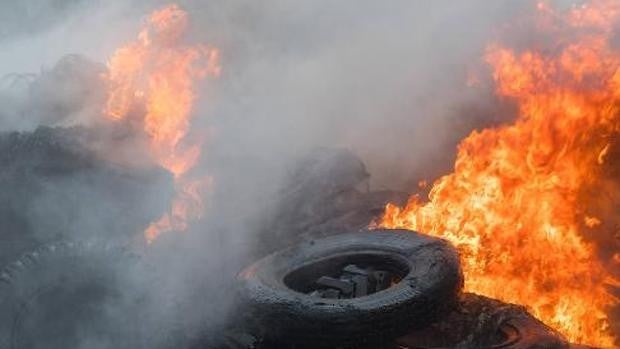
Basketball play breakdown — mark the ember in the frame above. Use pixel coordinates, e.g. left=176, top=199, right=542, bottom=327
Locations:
left=380, top=0, right=620, bottom=346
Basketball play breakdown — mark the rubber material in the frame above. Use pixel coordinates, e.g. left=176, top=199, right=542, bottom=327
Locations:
left=237, top=229, right=463, bottom=348
left=396, top=293, right=569, bottom=349
left=0, top=240, right=150, bottom=349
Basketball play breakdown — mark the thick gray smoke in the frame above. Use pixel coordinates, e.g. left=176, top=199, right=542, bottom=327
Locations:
left=0, top=0, right=532, bottom=184
left=1, top=0, right=585, bottom=347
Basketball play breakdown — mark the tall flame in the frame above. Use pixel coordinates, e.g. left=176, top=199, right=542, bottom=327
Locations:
left=104, top=4, right=220, bottom=243
left=380, top=1, right=620, bottom=346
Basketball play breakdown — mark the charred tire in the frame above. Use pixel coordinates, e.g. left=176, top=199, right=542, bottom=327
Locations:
left=236, top=229, right=463, bottom=348
left=503, top=316, right=568, bottom=349
left=0, top=241, right=151, bottom=349
left=396, top=293, right=568, bottom=349
left=396, top=316, right=569, bottom=349
left=398, top=316, right=568, bottom=349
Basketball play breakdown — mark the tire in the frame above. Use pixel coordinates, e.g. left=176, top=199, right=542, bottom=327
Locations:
left=505, top=316, right=568, bottom=349
left=236, top=229, right=463, bottom=348
left=0, top=240, right=152, bottom=349
left=396, top=293, right=568, bottom=349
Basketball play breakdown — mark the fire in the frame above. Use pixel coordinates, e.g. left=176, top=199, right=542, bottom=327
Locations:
left=380, top=1, right=620, bottom=346
left=104, top=4, right=220, bottom=242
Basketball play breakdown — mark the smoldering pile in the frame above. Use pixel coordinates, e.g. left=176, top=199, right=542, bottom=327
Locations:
left=0, top=119, right=578, bottom=349
left=208, top=149, right=571, bottom=349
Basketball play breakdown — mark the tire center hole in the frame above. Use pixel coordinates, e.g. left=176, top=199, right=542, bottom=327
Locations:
left=283, top=252, right=409, bottom=299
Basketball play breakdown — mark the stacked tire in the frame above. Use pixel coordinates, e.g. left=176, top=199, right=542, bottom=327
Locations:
left=236, top=229, right=570, bottom=349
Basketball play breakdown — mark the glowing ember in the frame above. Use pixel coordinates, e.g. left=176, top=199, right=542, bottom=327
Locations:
left=380, top=1, right=620, bottom=346
left=104, top=4, right=220, bottom=243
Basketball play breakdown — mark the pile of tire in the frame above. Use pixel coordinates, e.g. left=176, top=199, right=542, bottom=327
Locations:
left=235, top=229, right=570, bottom=349
left=0, top=126, right=172, bottom=266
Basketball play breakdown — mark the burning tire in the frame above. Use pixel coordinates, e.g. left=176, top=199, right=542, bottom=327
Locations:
left=396, top=293, right=568, bottom=349
left=236, top=229, right=463, bottom=348
left=0, top=241, right=152, bottom=349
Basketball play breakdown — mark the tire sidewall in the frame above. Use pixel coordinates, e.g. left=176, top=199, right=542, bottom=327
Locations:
left=237, top=230, right=463, bottom=346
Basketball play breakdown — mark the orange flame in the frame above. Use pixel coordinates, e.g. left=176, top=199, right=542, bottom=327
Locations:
left=380, top=1, right=620, bottom=346
left=104, top=4, right=220, bottom=243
